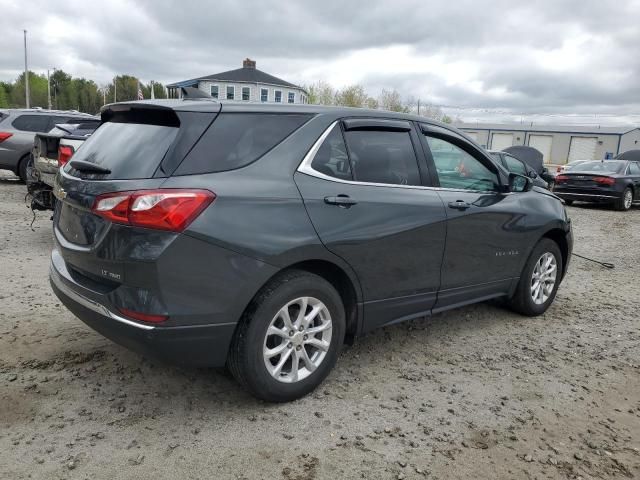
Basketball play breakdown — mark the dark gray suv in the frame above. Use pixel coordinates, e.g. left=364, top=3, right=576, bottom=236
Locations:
left=50, top=99, right=572, bottom=402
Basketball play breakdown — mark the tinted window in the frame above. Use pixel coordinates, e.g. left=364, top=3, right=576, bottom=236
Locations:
left=12, top=114, right=50, bottom=132
left=503, top=154, right=528, bottom=175
left=628, top=162, right=640, bottom=175
left=344, top=130, right=420, bottom=185
left=311, top=126, right=352, bottom=180
left=425, top=136, right=498, bottom=191
left=65, top=122, right=178, bottom=179
left=176, top=113, right=311, bottom=175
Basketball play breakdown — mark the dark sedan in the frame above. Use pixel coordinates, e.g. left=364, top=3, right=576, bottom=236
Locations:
left=554, top=160, right=640, bottom=210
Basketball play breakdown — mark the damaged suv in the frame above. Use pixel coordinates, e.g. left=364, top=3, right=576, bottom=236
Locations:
left=50, top=98, right=572, bottom=402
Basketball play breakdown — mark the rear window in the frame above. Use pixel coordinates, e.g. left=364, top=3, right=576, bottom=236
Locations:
left=12, top=114, right=51, bottom=132
left=65, top=122, right=178, bottom=179
left=572, top=161, right=625, bottom=174
left=174, top=113, right=311, bottom=175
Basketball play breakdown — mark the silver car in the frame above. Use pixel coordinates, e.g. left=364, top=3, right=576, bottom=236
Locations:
left=0, top=108, right=94, bottom=181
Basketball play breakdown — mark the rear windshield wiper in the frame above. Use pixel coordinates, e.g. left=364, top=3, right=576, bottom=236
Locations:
left=68, top=160, right=111, bottom=174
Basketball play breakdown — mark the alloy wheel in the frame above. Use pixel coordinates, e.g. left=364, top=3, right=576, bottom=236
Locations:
left=624, top=189, right=633, bottom=210
left=530, top=252, right=557, bottom=305
left=263, top=296, right=332, bottom=383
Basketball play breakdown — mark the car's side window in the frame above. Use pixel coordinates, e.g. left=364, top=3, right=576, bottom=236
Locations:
left=629, top=162, right=640, bottom=175
left=310, top=126, right=353, bottom=180
left=11, top=114, right=50, bottom=132
left=424, top=135, right=499, bottom=191
left=343, top=129, right=421, bottom=186
left=503, top=154, right=528, bottom=175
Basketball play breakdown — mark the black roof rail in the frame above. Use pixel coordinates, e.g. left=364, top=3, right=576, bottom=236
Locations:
left=180, top=86, right=216, bottom=101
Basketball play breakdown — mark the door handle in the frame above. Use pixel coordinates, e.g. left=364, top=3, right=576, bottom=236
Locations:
left=448, top=200, right=471, bottom=210
left=324, top=195, right=358, bottom=208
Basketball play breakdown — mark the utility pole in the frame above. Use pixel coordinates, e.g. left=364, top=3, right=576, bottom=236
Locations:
left=47, top=70, right=52, bottom=110
left=113, top=77, right=117, bottom=102
left=23, top=30, right=30, bottom=108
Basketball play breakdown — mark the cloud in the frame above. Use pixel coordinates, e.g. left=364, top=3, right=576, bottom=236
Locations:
left=1, top=0, right=639, bottom=123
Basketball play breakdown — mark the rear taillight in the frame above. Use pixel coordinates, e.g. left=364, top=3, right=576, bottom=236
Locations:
left=556, top=175, right=569, bottom=182
left=118, top=307, right=168, bottom=324
left=0, top=132, right=12, bottom=143
left=58, top=145, right=74, bottom=167
left=92, top=189, right=215, bottom=232
left=593, top=176, right=615, bottom=186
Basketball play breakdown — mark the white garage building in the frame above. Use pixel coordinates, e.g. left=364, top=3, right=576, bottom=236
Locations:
left=456, top=123, right=640, bottom=166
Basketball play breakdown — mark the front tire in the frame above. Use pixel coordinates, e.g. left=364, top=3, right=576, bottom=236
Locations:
left=17, top=154, right=30, bottom=183
left=615, top=187, right=633, bottom=211
left=508, top=239, right=563, bottom=316
left=227, top=270, right=345, bottom=402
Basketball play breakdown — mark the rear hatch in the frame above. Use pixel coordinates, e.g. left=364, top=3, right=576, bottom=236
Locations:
left=53, top=102, right=219, bottom=293
left=34, top=120, right=100, bottom=176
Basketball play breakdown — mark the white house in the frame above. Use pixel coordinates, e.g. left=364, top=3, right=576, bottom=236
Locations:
left=167, top=58, right=308, bottom=104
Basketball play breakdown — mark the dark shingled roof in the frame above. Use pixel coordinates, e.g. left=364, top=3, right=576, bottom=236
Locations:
left=167, top=66, right=303, bottom=91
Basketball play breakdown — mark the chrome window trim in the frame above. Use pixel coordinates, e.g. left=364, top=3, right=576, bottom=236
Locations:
left=296, top=121, right=501, bottom=195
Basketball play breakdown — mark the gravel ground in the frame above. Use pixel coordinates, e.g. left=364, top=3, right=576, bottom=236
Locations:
left=1, top=169, right=639, bottom=480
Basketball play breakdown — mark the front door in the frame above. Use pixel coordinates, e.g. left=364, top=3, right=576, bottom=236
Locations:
left=420, top=126, right=528, bottom=311
left=295, top=119, right=447, bottom=331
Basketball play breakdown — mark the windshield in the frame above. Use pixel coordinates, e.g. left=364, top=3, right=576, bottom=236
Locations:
left=571, top=161, right=625, bottom=174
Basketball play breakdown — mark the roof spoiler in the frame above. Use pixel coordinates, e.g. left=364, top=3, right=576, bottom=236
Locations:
left=180, top=86, right=215, bottom=101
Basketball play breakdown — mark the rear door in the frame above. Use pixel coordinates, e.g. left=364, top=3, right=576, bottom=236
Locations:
left=420, top=124, right=527, bottom=311
left=295, top=118, right=447, bottom=331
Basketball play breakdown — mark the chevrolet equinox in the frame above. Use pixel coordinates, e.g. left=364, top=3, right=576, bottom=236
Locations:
left=50, top=99, right=573, bottom=402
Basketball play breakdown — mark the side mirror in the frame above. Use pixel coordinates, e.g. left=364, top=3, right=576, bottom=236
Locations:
left=509, top=173, right=532, bottom=193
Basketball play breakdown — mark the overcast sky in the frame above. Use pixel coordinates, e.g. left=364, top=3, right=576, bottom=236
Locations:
left=1, top=0, right=639, bottom=125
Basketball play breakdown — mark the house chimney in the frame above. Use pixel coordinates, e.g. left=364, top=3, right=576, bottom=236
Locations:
left=243, top=58, right=256, bottom=69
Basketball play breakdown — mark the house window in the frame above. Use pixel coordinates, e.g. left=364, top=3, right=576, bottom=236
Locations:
left=260, top=88, right=268, bottom=102
left=288, top=92, right=295, bottom=103
left=242, top=87, right=250, bottom=101
left=274, top=90, right=282, bottom=103
left=226, top=86, right=235, bottom=100
left=210, top=85, right=219, bottom=99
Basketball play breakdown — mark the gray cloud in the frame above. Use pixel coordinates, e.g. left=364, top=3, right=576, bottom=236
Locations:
left=1, top=0, right=639, bottom=123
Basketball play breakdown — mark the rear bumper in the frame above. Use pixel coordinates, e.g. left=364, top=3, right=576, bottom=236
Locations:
left=50, top=252, right=237, bottom=367
left=554, top=190, right=620, bottom=203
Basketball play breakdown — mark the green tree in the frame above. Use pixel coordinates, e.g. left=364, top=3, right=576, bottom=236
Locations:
left=335, top=84, right=369, bottom=108
left=304, top=80, right=335, bottom=105
left=379, top=89, right=409, bottom=113
left=9, top=71, right=49, bottom=108
left=0, top=84, right=7, bottom=108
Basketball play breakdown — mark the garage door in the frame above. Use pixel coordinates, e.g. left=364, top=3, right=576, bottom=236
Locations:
left=568, top=137, right=597, bottom=162
left=528, top=135, right=553, bottom=163
left=491, top=133, right=513, bottom=151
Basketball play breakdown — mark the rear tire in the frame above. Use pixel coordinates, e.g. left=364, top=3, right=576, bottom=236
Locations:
left=227, top=270, right=345, bottom=402
left=508, top=238, right=563, bottom=316
left=615, top=187, right=633, bottom=211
